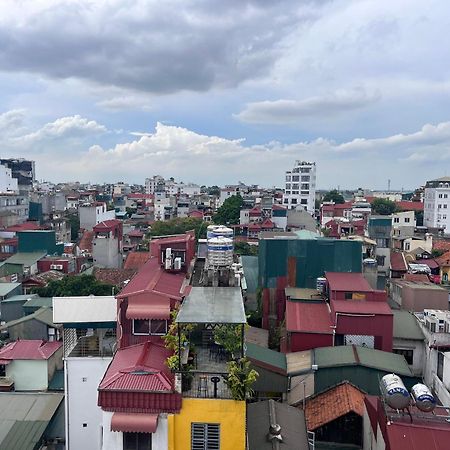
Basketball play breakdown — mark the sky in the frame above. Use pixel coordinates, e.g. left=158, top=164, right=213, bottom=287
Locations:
left=1, top=0, right=450, bottom=190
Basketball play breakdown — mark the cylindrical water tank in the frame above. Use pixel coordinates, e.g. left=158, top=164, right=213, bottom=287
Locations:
left=207, top=237, right=234, bottom=266
left=207, top=225, right=234, bottom=240
left=380, top=374, right=410, bottom=409
left=411, top=383, right=436, bottom=412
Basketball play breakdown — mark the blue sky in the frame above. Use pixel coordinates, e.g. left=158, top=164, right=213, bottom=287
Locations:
left=0, top=0, right=450, bottom=189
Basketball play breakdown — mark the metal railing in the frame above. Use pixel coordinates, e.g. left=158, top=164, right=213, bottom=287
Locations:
left=63, top=328, right=116, bottom=358
left=181, top=371, right=233, bottom=399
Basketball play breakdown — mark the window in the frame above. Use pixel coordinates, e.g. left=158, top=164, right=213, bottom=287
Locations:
left=132, top=319, right=168, bottom=336
left=191, top=423, right=220, bottom=450
left=393, top=348, right=414, bottom=365
left=124, top=432, right=152, bottom=450
left=404, top=217, right=410, bottom=223
left=300, top=199, right=308, bottom=205
left=344, top=292, right=353, bottom=300
left=292, top=175, right=300, bottom=182
left=393, top=217, right=400, bottom=223
left=376, top=255, right=385, bottom=266
left=291, top=198, right=297, bottom=204
left=301, top=175, right=310, bottom=182
left=439, top=194, right=443, bottom=198
left=0, top=365, right=5, bottom=377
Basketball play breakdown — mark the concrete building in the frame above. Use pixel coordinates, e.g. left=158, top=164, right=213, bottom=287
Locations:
left=92, top=219, right=123, bottom=268
left=79, top=202, right=115, bottom=231
left=0, top=164, right=18, bottom=193
left=424, top=176, right=450, bottom=233
left=0, top=158, right=35, bottom=192
left=283, top=160, right=316, bottom=215
left=391, top=210, right=416, bottom=239
left=53, top=295, right=117, bottom=450
left=368, top=216, right=392, bottom=275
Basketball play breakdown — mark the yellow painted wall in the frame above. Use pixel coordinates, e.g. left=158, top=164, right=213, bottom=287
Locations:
left=168, top=398, right=246, bottom=450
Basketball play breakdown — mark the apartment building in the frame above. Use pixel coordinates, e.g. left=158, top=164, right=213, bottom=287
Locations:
left=282, top=161, right=316, bottom=215
left=424, top=176, right=450, bottom=232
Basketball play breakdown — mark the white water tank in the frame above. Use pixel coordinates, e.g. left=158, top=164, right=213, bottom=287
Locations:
left=207, top=225, right=234, bottom=240
left=411, top=383, right=436, bottom=412
left=380, top=374, right=410, bottom=409
left=207, top=236, right=234, bottom=266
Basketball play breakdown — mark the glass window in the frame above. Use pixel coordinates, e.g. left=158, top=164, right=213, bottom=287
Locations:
left=405, top=218, right=410, bottom=223
left=133, top=319, right=168, bottom=336
left=191, top=423, right=220, bottom=450
left=150, top=320, right=167, bottom=335
left=291, top=198, right=297, bottom=204
left=133, top=319, right=150, bottom=334
left=437, top=352, right=444, bottom=381
left=292, top=175, right=300, bottom=182
left=393, top=349, right=413, bottom=365
left=300, top=199, right=308, bottom=204
left=124, top=432, right=152, bottom=450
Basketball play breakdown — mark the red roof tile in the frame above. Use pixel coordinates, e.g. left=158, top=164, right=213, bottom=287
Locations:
left=404, top=273, right=430, bottom=282
left=332, top=300, right=392, bottom=315
left=188, top=210, right=204, bottom=218
left=261, top=218, right=275, bottom=228
left=415, top=258, right=440, bottom=270
left=0, top=340, right=62, bottom=360
left=395, top=201, right=424, bottom=212
left=433, top=240, right=450, bottom=252
left=128, top=230, right=144, bottom=238
left=436, top=250, right=450, bottom=266
left=93, top=219, right=122, bottom=231
left=305, top=381, right=365, bottom=430
left=79, top=230, right=94, bottom=253
left=126, top=193, right=154, bottom=199
left=124, top=252, right=151, bottom=270
left=326, top=272, right=373, bottom=292
left=286, top=301, right=333, bottom=334
left=94, top=268, right=137, bottom=287
left=3, top=222, right=42, bottom=232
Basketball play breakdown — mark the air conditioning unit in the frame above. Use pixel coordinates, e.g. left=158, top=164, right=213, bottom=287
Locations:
left=174, top=257, right=182, bottom=270
left=165, top=258, right=172, bottom=270
left=50, top=264, right=63, bottom=270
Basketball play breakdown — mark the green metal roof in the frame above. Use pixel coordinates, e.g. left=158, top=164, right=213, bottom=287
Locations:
left=22, top=297, right=53, bottom=309
left=4, top=252, right=46, bottom=266
left=0, top=392, right=64, bottom=450
left=176, top=287, right=246, bottom=324
left=314, top=345, right=412, bottom=377
left=246, top=342, right=287, bottom=373
left=0, top=283, right=21, bottom=297
left=293, top=230, right=320, bottom=240
left=241, top=256, right=258, bottom=294
left=393, top=310, right=425, bottom=341
left=0, top=307, right=56, bottom=331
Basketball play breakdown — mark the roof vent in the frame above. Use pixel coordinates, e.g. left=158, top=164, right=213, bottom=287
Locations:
left=267, top=423, right=283, bottom=442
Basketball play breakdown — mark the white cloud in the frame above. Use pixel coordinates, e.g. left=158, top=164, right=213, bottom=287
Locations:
left=235, top=89, right=380, bottom=124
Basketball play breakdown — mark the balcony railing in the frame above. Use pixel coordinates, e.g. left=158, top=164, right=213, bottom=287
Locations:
left=63, top=328, right=116, bottom=358
left=181, top=371, right=232, bottom=399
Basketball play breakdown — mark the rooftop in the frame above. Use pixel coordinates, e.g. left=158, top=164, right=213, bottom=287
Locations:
left=0, top=307, right=56, bottom=331
left=305, top=381, right=365, bottom=431
left=326, top=271, right=374, bottom=292
left=0, top=340, right=62, bottom=361
left=53, top=296, right=117, bottom=324
left=393, top=310, right=424, bottom=341
left=286, top=301, right=333, bottom=334
left=332, top=300, right=392, bottom=315
left=0, top=282, right=21, bottom=297
left=246, top=342, right=287, bottom=375
left=285, top=288, right=323, bottom=300
left=176, top=287, right=246, bottom=324
left=4, top=252, right=46, bottom=266
left=123, top=251, right=151, bottom=270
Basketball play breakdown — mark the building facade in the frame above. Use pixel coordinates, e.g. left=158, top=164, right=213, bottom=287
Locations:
left=282, top=161, right=316, bottom=215
left=424, top=176, right=450, bottom=232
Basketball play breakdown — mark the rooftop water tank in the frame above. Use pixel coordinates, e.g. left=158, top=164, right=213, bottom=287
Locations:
left=411, top=383, right=436, bottom=412
left=380, top=374, right=410, bottom=409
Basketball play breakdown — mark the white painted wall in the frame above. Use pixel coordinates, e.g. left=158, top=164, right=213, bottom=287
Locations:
left=102, top=411, right=168, bottom=450
left=7, top=360, right=48, bottom=390
left=0, top=165, right=18, bottom=193
left=65, top=357, right=112, bottom=450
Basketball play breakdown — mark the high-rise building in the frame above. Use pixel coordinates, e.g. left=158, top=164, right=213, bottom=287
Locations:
left=0, top=158, right=35, bottom=190
left=283, top=161, right=316, bottom=214
left=424, top=176, right=450, bottom=232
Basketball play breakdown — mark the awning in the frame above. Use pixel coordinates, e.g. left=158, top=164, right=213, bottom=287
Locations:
left=126, top=292, right=170, bottom=320
left=111, top=412, right=158, bottom=433
left=0, top=359, right=11, bottom=365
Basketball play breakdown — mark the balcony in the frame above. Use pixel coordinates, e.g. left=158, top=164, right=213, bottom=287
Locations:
left=63, top=327, right=116, bottom=358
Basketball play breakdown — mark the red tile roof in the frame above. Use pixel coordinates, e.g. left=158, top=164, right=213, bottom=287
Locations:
left=124, top=252, right=151, bottom=270
left=415, top=258, right=440, bottom=270
left=0, top=340, right=62, bottom=360
left=93, top=219, right=122, bottom=231
left=261, top=218, right=275, bottom=229
left=248, top=223, right=262, bottom=231
left=436, top=251, right=450, bottom=266
left=79, top=230, right=94, bottom=253
left=404, top=273, right=430, bottom=282
left=93, top=268, right=137, bottom=287
left=286, top=301, right=333, bottom=334
left=188, top=210, right=204, bottom=218
left=433, top=240, right=450, bottom=252
left=395, top=201, right=424, bottom=212
left=128, top=230, right=144, bottom=238
left=305, top=381, right=365, bottom=431
left=332, top=300, right=392, bottom=315
left=3, top=222, right=42, bottom=232
left=326, top=272, right=373, bottom=292
left=127, top=193, right=154, bottom=200
left=390, top=252, right=408, bottom=272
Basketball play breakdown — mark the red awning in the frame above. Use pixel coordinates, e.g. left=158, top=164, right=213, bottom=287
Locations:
left=126, top=292, right=170, bottom=320
left=111, top=412, right=158, bottom=433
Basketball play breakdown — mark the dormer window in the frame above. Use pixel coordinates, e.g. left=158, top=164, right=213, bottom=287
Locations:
left=132, top=319, right=167, bottom=336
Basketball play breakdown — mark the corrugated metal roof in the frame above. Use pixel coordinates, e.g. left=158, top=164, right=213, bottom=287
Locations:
left=176, top=287, right=246, bottom=324
left=246, top=343, right=287, bottom=374
left=314, top=346, right=357, bottom=368
left=0, top=340, right=62, bottom=360
left=0, top=307, right=56, bottom=331
left=326, top=271, right=374, bottom=292
left=53, top=295, right=117, bottom=324
left=0, top=392, right=63, bottom=450
left=4, top=252, right=46, bottom=266
left=123, top=252, right=151, bottom=270
left=286, top=301, right=333, bottom=334
left=241, top=256, right=258, bottom=294
left=0, top=293, right=33, bottom=303
left=387, top=422, right=450, bottom=450
left=0, top=283, right=21, bottom=297
left=22, top=297, right=52, bottom=309
left=332, top=300, right=392, bottom=315
left=393, top=310, right=424, bottom=341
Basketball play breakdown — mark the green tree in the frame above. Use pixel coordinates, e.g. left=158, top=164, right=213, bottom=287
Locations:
left=213, top=194, right=243, bottom=225
left=371, top=198, right=397, bottom=215
left=32, top=274, right=115, bottom=297
left=323, top=190, right=345, bottom=204
left=149, top=217, right=206, bottom=238
left=234, top=241, right=258, bottom=256
left=207, top=185, right=220, bottom=196
left=66, top=212, right=80, bottom=241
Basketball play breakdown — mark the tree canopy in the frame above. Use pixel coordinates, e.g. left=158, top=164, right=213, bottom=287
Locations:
left=234, top=241, right=258, bottom=256
left=213, top=194, right=243, bottom=225
left=323, top=190, right=345, bottom=204
left=149, top=217, right=206, bottom=239
left=32, top=274, right=115, bottom=297
left=371, top=198, right=397, bottom=215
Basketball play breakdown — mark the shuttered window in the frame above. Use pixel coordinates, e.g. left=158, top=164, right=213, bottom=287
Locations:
left=191, top=423, right=220, bottom=450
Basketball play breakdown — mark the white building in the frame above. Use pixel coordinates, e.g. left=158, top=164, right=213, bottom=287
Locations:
left=53, top=296, right=117, bottom=450
left=283, top=161, right=316, bottom=215
left=79, top=202, right=116, bottom=231
left=0, top=165, right=18, bottom=193
left=145, top=175, right=200, bottom=197
left=424, top=176, right=450, bottom=233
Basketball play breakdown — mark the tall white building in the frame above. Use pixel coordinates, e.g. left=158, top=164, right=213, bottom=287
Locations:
left=283, top=161, right=316, bottom=214
left=424, top=176, right=450, bottom=233
left=0, top=164, right=18, bottom=193
left=145, top=175, right=200, bottom=196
